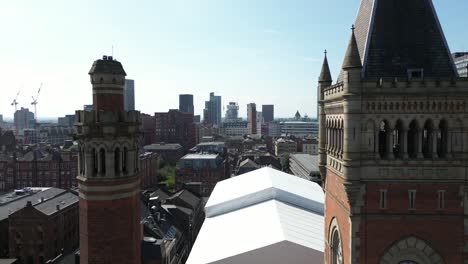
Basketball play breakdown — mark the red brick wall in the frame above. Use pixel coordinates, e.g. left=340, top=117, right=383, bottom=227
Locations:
left=324, top=169, right=351, bottom=264
left=79, top=177, right=141, bottom=264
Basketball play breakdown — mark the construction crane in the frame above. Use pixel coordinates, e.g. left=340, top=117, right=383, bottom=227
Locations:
left=31, top=83, right=42, bottom=126
left=11, top=88, right=21, bottom=135
left=11, top=88, right=21, bottom=112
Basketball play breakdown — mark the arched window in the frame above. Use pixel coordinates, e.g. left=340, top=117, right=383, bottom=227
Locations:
left=379, top=121, right=390, bottom=158
left=394, top=120, right=404, bottom=158
left=331, top=229, right=343, bottom=264
left=437, top=120, right=448, bottom=158
left=100, top=148, right=106, bottom=176
left=92, top=148, right=98, bottom=175
left=123, top=147, right=128, bottom=173
left=399, top=261, right=418, bottom=264
left=114, top=148, right=121, bottom=174
left=422, top=120, right=434, bottom=158
left=407, top=121, right=418, bottom=158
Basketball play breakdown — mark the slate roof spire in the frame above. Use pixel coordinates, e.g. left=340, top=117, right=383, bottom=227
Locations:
left=342, top=25, right=362, bottom=70
left=339, top=0, right=457, bottom=80
left=319, top=50, right=333, bottom=83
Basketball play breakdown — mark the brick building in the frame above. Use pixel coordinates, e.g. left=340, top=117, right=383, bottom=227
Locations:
left=154, top=110, right=196, bottom=152
left=318, top=1, right=468, bottom=263
left=139, top=152, right=159, bottom=190
left=74, top=56, right=142, bottom=264
left=0, top=149, right=78, bottom=193
left=176, top=154, right=227, bottom=196
left=0, top=188, right=78, bottom=261
left=143, top=143, right=183, bottom=165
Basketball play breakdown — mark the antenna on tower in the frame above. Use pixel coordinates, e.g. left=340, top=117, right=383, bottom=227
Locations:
left=112, top=45, right=114, bottom=58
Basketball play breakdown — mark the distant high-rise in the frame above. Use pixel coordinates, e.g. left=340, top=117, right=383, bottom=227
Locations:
left=225, top=102, right=239, bottom=120
left=203, top=92, right=222, bottom=127
left=124, top=79, right=135, bottom=111
left=247, top=103, right=257, bottom=135
left=262, top=105, right=274, bottom=122
left=179, top=94, right=194, bottom=114
left=14, top=107, right=34, bottom=134
left=453, top=52, right=468, bottom=77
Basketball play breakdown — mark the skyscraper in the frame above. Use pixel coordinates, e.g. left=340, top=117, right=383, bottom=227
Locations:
left=179, top=94, right=194, bottom=114
left=247, top=103, right=257, bottom=135
left=124, top=79, right=135, bottom=111
left=225, top=102, right=239, bottom=120
left=14, top=107, right=34, bottom=135
left=319, top=1, right=465, bottom=263
left=75, top=56, right=141, bottom=264
left=203, top=92, right=222, bottom=127
left=262, top=105, right=274, bottom=123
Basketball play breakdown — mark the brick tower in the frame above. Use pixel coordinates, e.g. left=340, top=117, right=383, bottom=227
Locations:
left=319, top=1, right=468, bottom=263
left=75, top=56, right=141, bottom=264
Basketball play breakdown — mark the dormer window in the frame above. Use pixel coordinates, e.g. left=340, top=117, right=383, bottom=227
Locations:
left=407, top=68, right=424, bottom=80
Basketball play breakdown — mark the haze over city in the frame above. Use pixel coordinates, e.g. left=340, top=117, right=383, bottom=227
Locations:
left=0, top=0, right=466, bottom=119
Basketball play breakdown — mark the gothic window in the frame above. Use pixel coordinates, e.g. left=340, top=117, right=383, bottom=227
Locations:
left=409, top=190, right=416, bottom=210
left=114, top=148, right=121, bottom=174
left=92, top=148, right=98, bottom=175
left=437, top=120, right=448, bottom=158
left=422, top=120, right=434, bottom=158
left=100, top=148, right=106, bottom=176
left=123, top=147, right=128, bottom=173
left=380, top=189, right=387, bottom=209
left=99, top=77, right=103, bottom=84
left=331, top=228, right=343, bottom=264
left=393, top=120, right=404, bottom=158
left=407, top=121, right=418, bottom=158
left=437, top=190, right=445, bottom=210
left=378, top=121, right=390, bottom=158
left=400, top=261, right=418, bottom=264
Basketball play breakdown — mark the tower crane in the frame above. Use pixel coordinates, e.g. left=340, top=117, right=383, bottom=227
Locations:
left=31, top=83, right=42, bottom=123
left=11, top=88, right=21, bottom=135
left=11, top=89, right=21, bottom=112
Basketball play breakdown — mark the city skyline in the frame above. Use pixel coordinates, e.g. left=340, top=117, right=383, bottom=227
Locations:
left=0, top=0, right=466, bottom=119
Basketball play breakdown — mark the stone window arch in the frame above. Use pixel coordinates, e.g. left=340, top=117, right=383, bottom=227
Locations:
left=379, top=236, right=444, bottom=264
left=328, top=218, right=343, bottom=264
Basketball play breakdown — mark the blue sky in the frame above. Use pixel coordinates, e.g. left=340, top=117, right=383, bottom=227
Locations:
left=0, top=0, right=466, bottom=119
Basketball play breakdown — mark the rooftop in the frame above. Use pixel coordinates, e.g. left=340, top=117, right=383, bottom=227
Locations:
left=0, top=187, right=67, bottom=221
left=290, top=154, right=320, bottom=174
left=187, top=167, right=324, bottom=264
left=181, top=153, right=219, bottom=160
left=143, top=143, right=183, bottom=151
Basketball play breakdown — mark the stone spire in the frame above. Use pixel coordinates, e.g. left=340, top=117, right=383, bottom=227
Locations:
left=319, top=50, right=333, bottom=83
left=342, top=25, right=362, bottom=70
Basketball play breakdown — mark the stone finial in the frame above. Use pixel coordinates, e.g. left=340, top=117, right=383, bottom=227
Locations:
left=342, top=25, right=362, bottom=70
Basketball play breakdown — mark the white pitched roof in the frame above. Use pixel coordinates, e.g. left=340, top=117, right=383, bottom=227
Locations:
left=205, top=167, right=324, bottom=218
left=187, top=167, right=325, bottom=264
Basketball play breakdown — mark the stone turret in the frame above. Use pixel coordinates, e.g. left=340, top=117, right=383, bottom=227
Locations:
left=318, top=51, right=332, bottom=178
